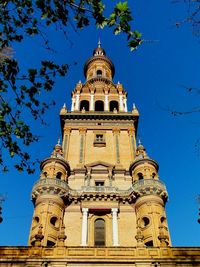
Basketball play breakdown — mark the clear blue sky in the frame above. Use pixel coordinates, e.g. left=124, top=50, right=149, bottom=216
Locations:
left=0, top=0, right=200, bottom=246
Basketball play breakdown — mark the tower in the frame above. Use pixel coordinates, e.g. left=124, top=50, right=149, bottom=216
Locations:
left=29, top=43, right=171, bottom=248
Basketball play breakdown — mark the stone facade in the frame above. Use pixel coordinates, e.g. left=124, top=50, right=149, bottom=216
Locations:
left=1, top=247, right=200, bottom=266
left=1, top=43, right=199, bottom=266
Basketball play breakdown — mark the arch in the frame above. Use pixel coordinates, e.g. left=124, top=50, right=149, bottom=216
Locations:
left=110, top=100, right=119, bottom=111
left=94, top=218, right=105, bottom=246
left=80, top=100, right=89, bottom=111
left=95, top=100, right=104, bottom=111
left=97, top=69, right=102, bottom=77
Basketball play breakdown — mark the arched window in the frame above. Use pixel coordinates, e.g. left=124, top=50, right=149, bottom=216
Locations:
left=95, top=100, right=104, bottom=111
left=80, top=100, right=89, bottom=111
left=94, top=218, right=105, bottom=246
left=56, top=172, right=62, bottom=179
left=110, top=101, right=119, bottom=112
left=97, top=70, right=102, bottom=77
left=141, top=217, right=150, bottom=228
left=47, top=240, right=55, bottom=247
left=138, top=172, right=143, bottom=180
left=145, top=240, right=153, bottom=247
left=152, top=172, right=156, bottom=178
left=50, top=216, right=59, bottom=228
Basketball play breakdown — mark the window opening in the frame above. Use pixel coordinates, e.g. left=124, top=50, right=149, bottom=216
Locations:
left=47, top=240, right=55, bottom=247
left=141, top=217, right=150, bottom=227
left=80, top=100, right=89, bottom=111
left=110, top=101, right=119, bottom=112
left=56, top=172, right=62, bottom=179
left=94, top=218, right=105, bottom=246
left=34, top=216, right=39, bottom=224
left=97, top=70, right=102, bottom=77
left=96, top=134, right=104, bottom=142
left=95, top=181, right=104, bottom=187
left=50, top=216, right=59, bottom=227
left=152, top=172, right=156, bottom=178
left=138, top=173, right=143, bottom=180
left=145, top=240, right=153, bottom=247
left=95, top=100, right=104, bottom=111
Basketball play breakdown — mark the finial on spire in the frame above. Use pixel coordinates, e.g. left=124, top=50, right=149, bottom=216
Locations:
left=51, top=138, right=64, bottom=158
left=138, top=138, right=142, bottom=146
left=133, top=103, right=136, bottom=109
left=98, top=37, right=101, bottom=48
left=57, top=138, right=61, bottom=146
left=63, top=103, right=66, bottom=108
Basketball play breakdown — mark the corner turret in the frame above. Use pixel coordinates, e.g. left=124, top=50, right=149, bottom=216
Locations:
left=28, top=140, right=70, bottom=247
left=130, top=141, right=170, bottom=247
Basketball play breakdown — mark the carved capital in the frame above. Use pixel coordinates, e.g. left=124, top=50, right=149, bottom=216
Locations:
left=112, top=127, right=120, bottom=134
left=64, top=126, right=71, bottom=135
left=128, top=127, right=135, bottom=135
left=79, top=127, right=87, bottom=134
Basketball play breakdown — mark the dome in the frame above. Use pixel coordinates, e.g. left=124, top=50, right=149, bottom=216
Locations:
left=93, top=47, right=106, bottom=56
left=83, top=41, right=115, bottom=78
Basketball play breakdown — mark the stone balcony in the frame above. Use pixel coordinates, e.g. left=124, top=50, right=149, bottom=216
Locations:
left=132, top=179, right=168, bottom=201
left=81, top=185, right=118, bottom=193
left=31, top=178, right=70, bottom=201
left=31, top=178, right=168, bottom=202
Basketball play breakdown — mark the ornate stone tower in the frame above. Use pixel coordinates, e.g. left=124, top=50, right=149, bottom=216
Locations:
left=29, top=42, right=171, bottom=248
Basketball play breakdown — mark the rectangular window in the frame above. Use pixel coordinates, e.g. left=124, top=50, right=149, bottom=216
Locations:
left=95, top=181, right=104, bottom=187
left=94, top=219, right=105, bottom=246
left=93, top=133, right=106, bottom=147
left=96, top=134, right=104, bottom=142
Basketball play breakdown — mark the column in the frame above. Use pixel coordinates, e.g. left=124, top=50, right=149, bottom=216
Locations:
left=105, top=94, right=109, bottom=111
left=71, top=96, right=75, bottom=111
left=128, top=128, right=136, bottom=161
left=124, top=97, right=128, bottom=112
left=79, top=128, right=86, bottom=164
left=119, top=95, right=123, bottom=111
left=63, top=126, right=71, bottom=160
left=90, top=93, right=94, bottom=111
left=111, top=208, right=119, bottom=246
left=75, top=93, right=80, bottom=111
left=81, top=208, right=88, bottom=246
left=113, top=128, right=120, bottom=164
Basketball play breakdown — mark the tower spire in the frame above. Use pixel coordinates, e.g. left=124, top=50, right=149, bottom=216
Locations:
left=98, top=37, right=101, bottom=48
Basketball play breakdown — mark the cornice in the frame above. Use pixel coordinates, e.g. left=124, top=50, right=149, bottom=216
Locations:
left=60, top=112, right=139, bottom=136
left=40, top=157, right=70, bottom=171
left=129, top=158, right=159, bottom=172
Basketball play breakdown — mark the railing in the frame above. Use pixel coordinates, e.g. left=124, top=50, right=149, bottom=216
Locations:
left=132, top=179, right=167, bottom=192
left=32, top=178, right=69, bottom=191
left=81, top=186, right=118, bottom=193
left=32, top=178, right=167, bottom=198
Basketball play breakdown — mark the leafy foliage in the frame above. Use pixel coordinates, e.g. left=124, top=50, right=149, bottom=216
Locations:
left=0, top=1, right=141, bottom=173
